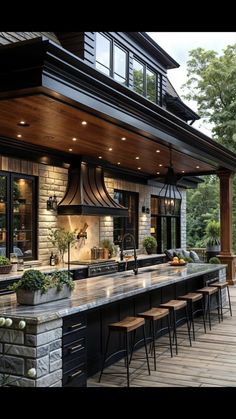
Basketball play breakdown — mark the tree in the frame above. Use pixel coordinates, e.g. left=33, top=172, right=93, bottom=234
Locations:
left=182, top=44, right=236, bottom=250
left=186, top=176, right=219, bottom=248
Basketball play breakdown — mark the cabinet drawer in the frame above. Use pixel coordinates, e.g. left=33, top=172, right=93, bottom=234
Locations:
left=63, top=361, right=86, bottom=387
left=63, top=313, right=86, bottom=336
left=63, top=336, right=86, bottom=364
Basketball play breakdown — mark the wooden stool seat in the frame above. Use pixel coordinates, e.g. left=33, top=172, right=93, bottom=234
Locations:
left=160, top=299, right=187, bottom=310
left=138, top=307, right=169, bottom=321
left=109, top=316, right=145, bottom=332
left=209, top=282, right=228, bottom=289
left=178, top=293, right=203, bottom=302
left=196, top=287, right=218, bottom=295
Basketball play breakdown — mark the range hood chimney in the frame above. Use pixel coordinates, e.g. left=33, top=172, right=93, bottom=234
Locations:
left=57, top=162, right=128, bottom=217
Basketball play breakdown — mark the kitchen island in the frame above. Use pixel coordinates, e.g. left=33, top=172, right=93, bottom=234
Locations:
left=0, top=263, right=226, bottom=387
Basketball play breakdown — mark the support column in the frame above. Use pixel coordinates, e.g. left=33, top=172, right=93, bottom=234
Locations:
left=217, top=170, right=236, bottom=284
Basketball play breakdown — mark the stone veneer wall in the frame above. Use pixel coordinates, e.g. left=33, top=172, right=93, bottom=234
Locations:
left=0, top=318, right=62, bottom=387
left=102, top=177, right=186, bottom=252
left=0, top=155, right=187, bottom=263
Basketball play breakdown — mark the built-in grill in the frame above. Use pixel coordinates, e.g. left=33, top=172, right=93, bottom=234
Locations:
left=69, top=259, right=119, bottom=277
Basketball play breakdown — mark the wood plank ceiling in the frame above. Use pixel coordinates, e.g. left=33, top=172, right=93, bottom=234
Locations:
left=0, top=94, right=216, bottom=177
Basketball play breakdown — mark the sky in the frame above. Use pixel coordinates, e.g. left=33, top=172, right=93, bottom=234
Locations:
left=147, top=32, right=236, bottom=136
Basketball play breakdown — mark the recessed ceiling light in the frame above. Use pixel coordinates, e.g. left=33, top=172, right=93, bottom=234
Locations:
left=135, top=156, right=140, bottom=160
left=81, top=121, right=87, bottom=126
left=156, top=150, right=160, bottom=153
left=72, top=137, right=77, bottom=141
left=98, top=156, right=102, bottom=159
left=121, top=137, right=126, bottom=141
left=117, top=162, right=121, bottom=165
left=156, top=171, right=160, bottom=175
left=108, top=147, right=113, bottom=151
left=159, top=164, right=163, bottom=167
left=69, top=148, right=73, bottom=152
left=182, top=170, right=185, bottom=173
left=137, top=167, right=141, bottom=170
left=17, top=134, right=22, bottom=138
left=17, top=121, right=30, bottom=127
left=196, top=165, right=200, bottom=169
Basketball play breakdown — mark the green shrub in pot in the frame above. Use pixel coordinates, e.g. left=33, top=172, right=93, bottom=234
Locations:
left=142, top=236, right=157, bottom=254
left=0, top=256, right=11, bottom=266
left=0, top=256, right=12, bottom=274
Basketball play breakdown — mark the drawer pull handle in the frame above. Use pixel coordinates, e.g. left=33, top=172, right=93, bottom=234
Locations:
left=70, top=323, right=82, bottom=329
left=70, top=344, right=83, bottom=352
left=70, top=370, right=82, bottom=379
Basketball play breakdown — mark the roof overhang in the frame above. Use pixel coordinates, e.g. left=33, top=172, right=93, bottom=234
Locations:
left=0, top=37, right=236, bottom=180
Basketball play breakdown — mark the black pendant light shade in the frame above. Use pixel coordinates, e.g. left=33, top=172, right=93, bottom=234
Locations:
left=159, top=147, right=182, bottom=215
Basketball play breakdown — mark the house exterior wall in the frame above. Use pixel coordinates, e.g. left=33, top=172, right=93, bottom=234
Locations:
left=0, top=155, right=186, bottom=263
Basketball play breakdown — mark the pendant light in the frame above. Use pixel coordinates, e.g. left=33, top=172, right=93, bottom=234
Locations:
left=159, top=146, right=182, bottom=215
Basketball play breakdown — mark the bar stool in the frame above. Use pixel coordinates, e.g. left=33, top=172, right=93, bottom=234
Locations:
left=99, top=316, right=150, bottom=387
left=137, top=307, right=173, bottom=370
left=196, top=287, right=221, bottom=330
left=178, top=293, right=206, bottom=340
left=159, top=300, right=192, bottom=355
left=209, top=282, right=232, bottom=321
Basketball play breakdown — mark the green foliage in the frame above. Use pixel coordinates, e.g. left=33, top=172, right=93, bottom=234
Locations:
left=142, top=236, right=157, bottom=250
left=9, top=269, right=74, bottom=293
left=208, top=257, right=221, bottom=264
left=0, top=256, right=11, bottom=266
left=184, top=256, right=194, bottom=263
left=205, top=220, right=220, bottom=246
left=48, top=227, right=78, bottom=262
left=100, top=239, right=114, bottom=255
left=182, top=44, right=236, bottom=251
left=186, top=176, right=220, bottom=248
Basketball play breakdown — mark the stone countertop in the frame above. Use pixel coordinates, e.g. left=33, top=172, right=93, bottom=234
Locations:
left=0, top=263, right=225, bottom=324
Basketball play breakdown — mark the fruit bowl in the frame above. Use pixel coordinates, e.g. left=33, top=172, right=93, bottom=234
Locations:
left=169, top=261, right=187, bottom=266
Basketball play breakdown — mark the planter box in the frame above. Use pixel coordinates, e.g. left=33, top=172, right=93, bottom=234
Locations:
left=16, top=285, right=71, bottom=305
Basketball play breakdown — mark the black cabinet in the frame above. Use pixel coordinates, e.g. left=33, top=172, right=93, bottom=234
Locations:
left=0, top=171, right=37, bottom=260
left=118, top=255, right=165, bottom=271
left=62, top=312, right=87, bottom=387
left=73, top=268, right=88, bottom=280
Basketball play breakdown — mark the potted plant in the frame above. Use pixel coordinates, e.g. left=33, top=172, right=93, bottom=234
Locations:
left=205, top=220, right=220, bottom=262
left=100, top=239, right=114, bottom=259
left=48, top=227, right=78, bottom=265
left=9, top=269, right=75, bottom=305
left=0, top=256, right=12, bottom=274
left=142, top=236, right=157, bottom=255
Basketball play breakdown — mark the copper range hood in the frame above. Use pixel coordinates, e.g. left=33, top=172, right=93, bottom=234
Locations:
left=57, top=161, right=128, bottom=216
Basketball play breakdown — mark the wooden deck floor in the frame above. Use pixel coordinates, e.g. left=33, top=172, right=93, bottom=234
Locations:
left=88, top=285, right=236, bottom=387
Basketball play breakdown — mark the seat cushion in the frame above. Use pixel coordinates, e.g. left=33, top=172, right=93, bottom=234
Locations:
left=190, top=250, right=201, bottom=262
left=165, top=249, right=175, bottom=261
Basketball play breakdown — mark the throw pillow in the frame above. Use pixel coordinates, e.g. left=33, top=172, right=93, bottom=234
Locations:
left=182, top=249, right=191, bottom=258
left=190, top=250, right=201, bottom=262
left=164, top=249, right=174, bottom=261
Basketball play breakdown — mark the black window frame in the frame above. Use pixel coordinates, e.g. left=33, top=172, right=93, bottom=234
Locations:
left=151, top=195, right=181, bottom=253
left=113, top=190, right=139, bottom=250
left=132, top=56, right=161, bottom=105
left=0, top=170, right=38, bottom=261
left=95, top=32, right=128, bottom=86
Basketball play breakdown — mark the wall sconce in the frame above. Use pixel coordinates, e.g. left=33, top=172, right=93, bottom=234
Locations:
left=150, top=227, right=155, bottom=234
left=47, top=195, right=58, bottom=211
left=142, top=206, right=150, bottom=214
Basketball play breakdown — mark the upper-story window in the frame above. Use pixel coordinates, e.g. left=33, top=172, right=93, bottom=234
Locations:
left=133, top=58, right=157, bottom=103
left=95, top=33, right=128, bottom=85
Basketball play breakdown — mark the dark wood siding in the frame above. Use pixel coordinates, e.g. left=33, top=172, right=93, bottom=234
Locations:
left=0, top=32, right=60, bottom=46
left=56, top=32, right=95, bottom=65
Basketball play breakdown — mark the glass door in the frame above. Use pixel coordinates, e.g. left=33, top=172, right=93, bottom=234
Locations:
left=0, top=174, right=8, bottom=257
left=11, top=175, right=36, bottom=260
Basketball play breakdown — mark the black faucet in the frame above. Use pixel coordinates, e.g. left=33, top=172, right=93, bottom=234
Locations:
left=120, top=233, right=138, bottom=275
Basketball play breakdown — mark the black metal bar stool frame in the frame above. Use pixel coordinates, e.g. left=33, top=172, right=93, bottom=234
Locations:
left=99, top=323, right=150, bottom=387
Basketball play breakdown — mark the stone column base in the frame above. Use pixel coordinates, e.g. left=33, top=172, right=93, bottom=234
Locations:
left=218, top=255, right=236, bottom=285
